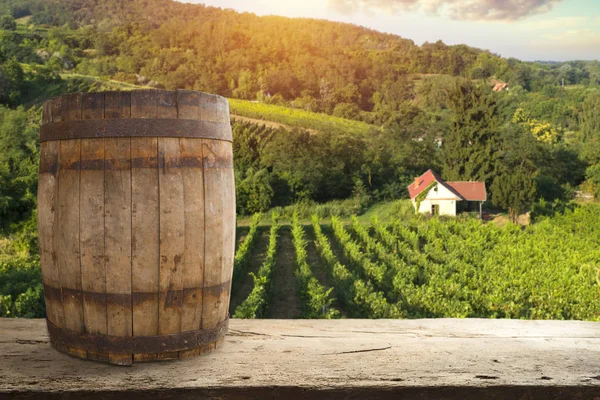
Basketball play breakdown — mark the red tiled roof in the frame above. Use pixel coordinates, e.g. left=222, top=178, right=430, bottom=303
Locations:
left=446, top=181, right=487, bottom=201
left=407, top=169, right=486, bottom=201
left=408, top=169, right=461, bottom=200
left=492, top=82, right=508, bottom=92
left=407, top=169, right=439, bottom=199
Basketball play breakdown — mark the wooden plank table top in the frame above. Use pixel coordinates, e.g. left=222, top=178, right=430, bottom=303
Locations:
left=1, top=318, right=599, bottom=399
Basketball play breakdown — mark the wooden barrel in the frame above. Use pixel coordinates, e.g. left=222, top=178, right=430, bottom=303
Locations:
left=38, top=90, right=235, bottom=365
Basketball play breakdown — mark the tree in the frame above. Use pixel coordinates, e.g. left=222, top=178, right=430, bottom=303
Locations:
left=440, top=81, right=502, bottom=182
left=236, top=168, right=274, bottom=214
left=0, top=15, right=16, bottom=31
left=513, top=108, right=561, bottom=144
left=491, top=167, right=537, bottom=223
left=0, top=106, right=39, bottom=231
left=332, top=103, right=360, bottom=119
left=579, top=92, right=600, bottom=163
left=0, top=58, right=25, bottom=106
left=584, top=164, right=600, bottom=199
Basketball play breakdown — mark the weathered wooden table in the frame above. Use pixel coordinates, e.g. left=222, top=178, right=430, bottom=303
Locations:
left=1, top=318, right=599, bottom=399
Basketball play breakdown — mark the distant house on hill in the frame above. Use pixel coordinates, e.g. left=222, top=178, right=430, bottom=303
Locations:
left=490, top=79, right=509, bottom=92
left=407, top=170, right=487, bottom=217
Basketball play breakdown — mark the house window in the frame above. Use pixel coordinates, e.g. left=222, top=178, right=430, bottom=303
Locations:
left=431, top=204, right=439, bottom=215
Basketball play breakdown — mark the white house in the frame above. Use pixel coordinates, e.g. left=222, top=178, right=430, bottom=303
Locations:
left=407, top=170, right=487, bottom=217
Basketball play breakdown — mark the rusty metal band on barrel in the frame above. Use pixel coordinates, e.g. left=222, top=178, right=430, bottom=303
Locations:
left=43, top=280, right=230, bottom=353
left=46, top=317, right=229, bottom=354
left=43, top=281, right=231, bottom=305
left=39, top=119, right=233, bottom=142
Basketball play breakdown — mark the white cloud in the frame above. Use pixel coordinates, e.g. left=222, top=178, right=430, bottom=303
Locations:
left=328, top=0, right=563, bottom=21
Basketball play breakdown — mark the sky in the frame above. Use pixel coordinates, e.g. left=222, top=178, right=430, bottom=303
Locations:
left=178, top=0, right=600, bottom=61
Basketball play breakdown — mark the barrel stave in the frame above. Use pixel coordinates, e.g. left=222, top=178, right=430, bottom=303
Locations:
left=179, top=138, right=205, bottom=359
left=80, top=137, right=108, bottom=362
left=157, top=137, right=185, bottom=360
left=130, top=137, right=160, bottom=362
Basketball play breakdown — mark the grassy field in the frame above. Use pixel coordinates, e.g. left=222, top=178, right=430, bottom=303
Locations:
left=235, top=199, right=415, bottom=227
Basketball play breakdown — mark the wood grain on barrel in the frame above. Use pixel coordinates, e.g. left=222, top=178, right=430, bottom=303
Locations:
left=104, top=93, right=132, bottom=365
left=41, top=100, right=51, bottom=125
left=105, top=92, right=131, bottom=119
left=56, top=93, right=83, bottom=360
left=131, top=137, right=160, bottom=362
left=201, top=139, right=227, bottom=334
left=43, top=98, right=67, bottom=356
left=130, top=90, right=160, bottom=362
left=57, top=138, right=86, bottom=359
left=221, top=141, right=236, bottom=316
left=175, top=90, right=203, bottom=359
left=82, top=93, right=105, bottom=120
left=199, top=93, right=218, bottom=123
left=158, top=138, right=185, bottom=360
left=50, top=97, right=62, bottom=123
left=104, top=137, right=132, bottom=366
left=62, top=93, right=82, bottom=122
left=80, top=138, right=107, bottom=362
left=177, top=90, right=200, bottom=120
left=131, top=90, right=157, bottom=119
left=178, top=138, right=205, bottom=359
left=38, top=141, right=63, bottom=328
left=157, top=91, right=177, bottom=119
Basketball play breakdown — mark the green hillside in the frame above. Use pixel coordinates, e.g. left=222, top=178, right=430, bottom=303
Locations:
left=229, top=99, right=376, bottom=136
left=1, top=0, right=599, bottom=220
left=59, top=73, right=376, bottom=135
left=1, top=0, right=600, bottom=319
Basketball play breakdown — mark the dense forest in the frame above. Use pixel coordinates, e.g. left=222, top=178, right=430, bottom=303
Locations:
left=1, top=0, right=599, bottom=316
left=1, top=0, right=599, bottom=216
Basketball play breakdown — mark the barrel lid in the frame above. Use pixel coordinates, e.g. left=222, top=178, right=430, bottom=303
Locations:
left=40, top=90, right=232, bottom=142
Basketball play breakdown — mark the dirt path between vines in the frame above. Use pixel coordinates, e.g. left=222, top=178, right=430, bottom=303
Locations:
left=268, top=227, right=301, bottom=319
left=229, top=228, right=269, bottom=314
left=305, top=226, right=347, bottom=317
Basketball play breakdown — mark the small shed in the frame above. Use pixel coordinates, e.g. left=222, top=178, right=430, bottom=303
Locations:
left=407, top=170, right=486, bottom=217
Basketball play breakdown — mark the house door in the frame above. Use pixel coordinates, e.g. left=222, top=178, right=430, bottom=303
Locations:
left=431, top=204, right=439, bottom=215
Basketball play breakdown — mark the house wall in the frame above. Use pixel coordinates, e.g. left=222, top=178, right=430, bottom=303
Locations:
left=412, top=184, right=460, bottom=216
left=414, top=199, right=457, bottom=216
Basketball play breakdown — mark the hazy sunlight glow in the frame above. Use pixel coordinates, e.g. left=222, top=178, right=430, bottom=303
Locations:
left=180, top=0, right=600, bottom=61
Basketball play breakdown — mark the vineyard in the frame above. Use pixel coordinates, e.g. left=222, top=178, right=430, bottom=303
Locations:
left=229, top=98, right=375, bottom=136
left=230, top=205, right=600, bottom=320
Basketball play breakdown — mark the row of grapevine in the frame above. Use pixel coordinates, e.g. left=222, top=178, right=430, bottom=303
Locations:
left=311, top=216, right=403, bottom=318
left=350, top=217, right=425, bottom=299
left=291, top=213, right=339, bottom=318
left=330, top=216, right=387, bottom=288
left=375, top=207, right=600, bottom=320
left=233, top=213, right=280, bottom=318
left=229, top=98, right=374, bottom=136
left=232, top=213, right=261, bottom=283
left=376, top=216, right=518, bottom=317
left=373, top=217, right=430, bottom=272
